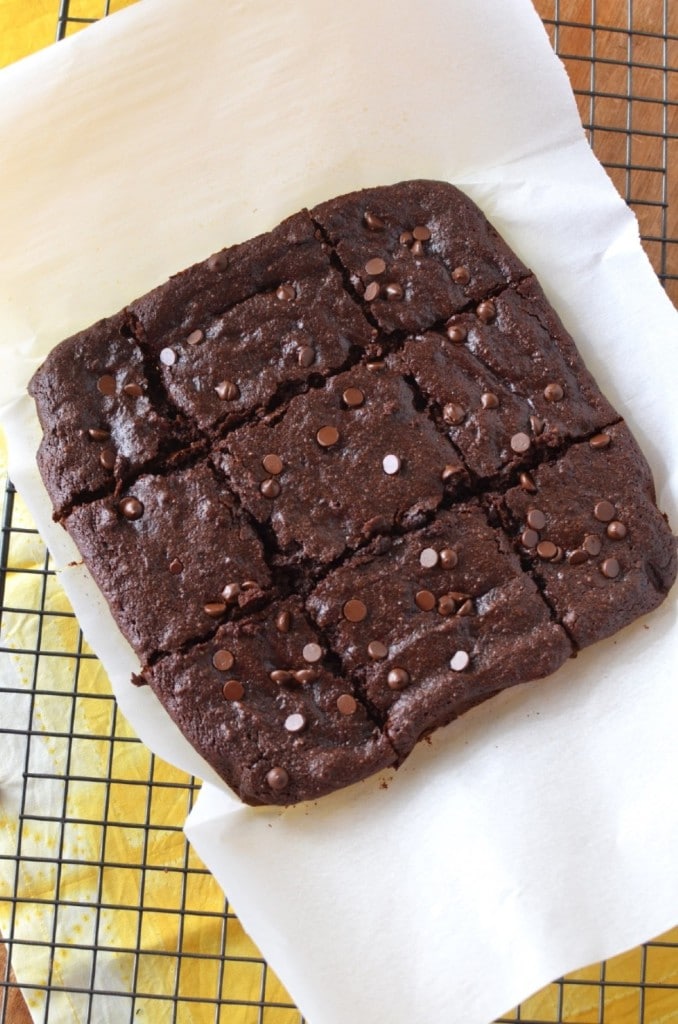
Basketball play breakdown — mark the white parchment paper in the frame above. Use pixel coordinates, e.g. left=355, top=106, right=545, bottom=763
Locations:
left=1, top=1, right=677, bottom=1022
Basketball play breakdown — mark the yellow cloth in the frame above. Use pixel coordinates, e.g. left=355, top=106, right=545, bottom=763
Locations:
left=1, top=6, right=677, bottom=1022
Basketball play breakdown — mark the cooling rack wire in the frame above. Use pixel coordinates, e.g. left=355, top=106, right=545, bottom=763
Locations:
left=0, top=1, right=677, bottom=1022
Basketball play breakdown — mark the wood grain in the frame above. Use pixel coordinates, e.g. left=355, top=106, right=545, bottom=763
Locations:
left=0, top=934, right=33, bottom=1024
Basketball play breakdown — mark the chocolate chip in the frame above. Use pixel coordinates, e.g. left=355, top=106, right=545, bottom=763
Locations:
left=419, top=547, right=439, bottom=569
left=415, top=589, right=436, bottom=612
left=99, top=448, right=115, bottom=471
left=607, top=521, right=627, bottom=540
left=446, top=324, right=467, bottom=344
left=366, top=360, right=385, bottom=371
left=412, top=225, right=431, bottom=241
left=387, top=668, right=410, bottom=690
left=536, top=540, right=558, bottom=560
left=276, top=284, right=296, bottom=301
left=284, top=712, right=306, bottom=733
left=222, top=679, right=244, bottom=701
left=439, top=548, right=458, bottom=569
left=481, top=392, right=499, bottom=409
left=215, top=380, right=239, bottom=401
left=204, top=601, right=227, bottom=618
left=382, top=454, right=401, bottom=475
left=260, top=478, right=281, bottom=499
left=317, top=425, right=340, bottom=448
left=449, top=650, right=470, bottom=671
left=594, top=500, right=615, bottom=523
left=342, top=387, right=365, bottom=408
left=186, top=329, right=204, bottom=346
left=168, top=558, right=184, bottom=574
left=457, top=599, right=474, bottom=617
left=452, top=266, right=470, bottom=285
left=88, top=427, right=110, bottom=441
left=262, top=453, right=284, bottom=475
left=159, top=347, right=176, bottom=366
left=443, top=402, right=465, bottom=426
left=530, top=416, right=545, bottom=436
left=437, top=594, right=456, bottom=616
left=510, top=432, right=531, bottom=454
left=367, top=640, right=388, bottom=660
left=293, top=669, right=317, bottom=684
left=122, top=382, right=143, bottom=398
left=521, top=528, right=539, bottom=548
left=266, top=767, right=289, bottom=791
left=270, top=669, right=294, bottom=684
left=476, top=299, right=496, bottom=323
left=583, top=534, right=602, bottom=556
left=365, top=257, right=386, bottom=276
left=96, top=374, right=116, bottom=396
left=526, top=509, right=546, bottom=531
left=519, top=471, right=538, bottom=493
left=212, top=649, right=235, bottom=671
left=550, top=545, right=564, bottom=563
left=590, top=433, right=611, bottom=449
left=384, top=282, right=403, bottom=300
left=337, top=694, right=357, bottom=715
left=544, top=382, right=564, bottom=402
left=364, top=281, right=380, bottom=301
left=399, top=230, right=414, bottom=246
left=441, top=464, right=463, bottom=482
left=364, top=211, right=385, bottom=230
left=297, top=344, right=315, bottom=368
left=600, top=557, right=621, bottom=579
left=221, top=583, right=241, bottom=603
left=275, top=610, right=291, bottom=633
left=411, top=240, right=424, bottom=257
left=302, top=642, right=322, bottom=663
left=568, top=549, right=589, bottom=566
left=207, top=252, right=228, bottom=271
left=343, top=599, right=367, bottom=622
left=119, top=496, right=144, bottom=520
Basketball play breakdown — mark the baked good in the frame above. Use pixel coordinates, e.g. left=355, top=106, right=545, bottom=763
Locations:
left=28, top=180, right=677, bottom=805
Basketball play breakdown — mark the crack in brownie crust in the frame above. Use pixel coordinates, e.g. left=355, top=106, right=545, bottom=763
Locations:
left=28, top=180, right=677, bottom=805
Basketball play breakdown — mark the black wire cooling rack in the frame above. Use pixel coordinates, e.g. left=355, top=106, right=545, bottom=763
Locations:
left=1, top=2, right=677, bottom=1023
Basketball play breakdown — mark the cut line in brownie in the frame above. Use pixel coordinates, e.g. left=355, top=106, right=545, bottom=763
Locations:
left=27, top=179, right=677, bottom=805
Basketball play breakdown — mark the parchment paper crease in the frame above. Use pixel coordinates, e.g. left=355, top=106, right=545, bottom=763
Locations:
left=0, top=2, right=676, bottom=1023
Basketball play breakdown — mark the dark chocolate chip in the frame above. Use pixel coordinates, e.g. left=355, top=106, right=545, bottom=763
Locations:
left=222, top=679, right=244, bottom=701
left=262, top=453, right=284, bottom=475
left=215, top=380, right=239, bottom=401
left=204, top=602, right=227, bottom=618
left=521, top=528, right=540, bottom=548
left=412, top=225, right=431, bottom=241
left=207, top=252, right=228, bottom=271
left=387, top=667, right=410, bottom=690
left=568, top=549, right=589, bottom=566
left=297, top=344, right=316, bottom=367
left=457, top=599, right=474, bottom=617
left=519, top=471, right=538, bottom=493
left=364, top=281, right=380, bottom=301
left=590, top=433, right=611, bottom=449
left=122, top=382, right=143, bottom=398
left=260, top=478, right=281, bottom=499
left=415, top=590, right=436, bottom=612
left=337, top=694, right=357, bottom=715
left=594, top=500, right=615, bottom=523
left=544, top=383, right=564, bottom=402
left=88, top=427, right=110, bottom=441
left=452, top=266, right=470, bottom=285
left=384, top=282, right=403, bottom=300
left=168, top=558, right=184, bottom=574
left=481, top=392, right=499, bottom=409
left=213, top=649, right=235, bottom=671
left=96, top=374, right=116, bottom=396
left=446, top=324, right=467, bottom=344
left=270, top=669, right=295, bottom=684
left=364, top=211, right=385, bottom=230
left=437, top=594, right=456, bottom=616
left=526, top=509, right=546, bottom=531
left=293, top=669, right=317, bottom=684
left=399, top=230, right=414, bottom=246
left=343, top=599, right=368, bottom=623
left=365, top=257, right=386, bottom=276
left=411, top=239, right=424, bottom=257
left=536, top=540, right=558, bottom=560
left=476, top=299, right=496, bottom=323
left=276, top=284, right=296, bottom=301
left=583, top=534, right=602, bottom=556
left=342, top=387, right=365, bottom=408
left=266, top=767, right=289, bottom=791
left=367, top=640, right=388, bottom=660
left=316, top=425, right=340, bottom=448
left=443, top=402, right=465, bottom=426
left=221, top=582, right=241, bottom=603
left=275, top=610, right=291, bottom=633
left=607, top=520, right=627, bottom=540
left=119, top=496, right=144, bottom=520
left=600, top=557, right=621, bottom=579
left=439, top=548, right=458, bottom=569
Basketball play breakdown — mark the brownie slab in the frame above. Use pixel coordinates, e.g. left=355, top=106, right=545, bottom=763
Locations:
left=65, top=463, right=271, bottom=663
left=217, top=362, right=466, bottom=567
left=28, top=179, right=677, bottom=805
left=501, top=422, right=677, bottom=649
left=307, top=505, right=572, bottom=755
left=144, top=598, right=396, bottom=805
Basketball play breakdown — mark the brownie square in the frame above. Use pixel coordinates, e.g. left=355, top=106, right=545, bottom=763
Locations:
left=65, top=463, right=271, bottom=663
left=307, top=505, right=572, bottom=755
left=145, top=597, right=396, bottom=805
left=28, top=311, right=176, bottom=518
left=216, top=362, right=466, bottom=567
left=501, top=422, right=677, bottom=648
left=311, top=179, right=528, bottom=334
